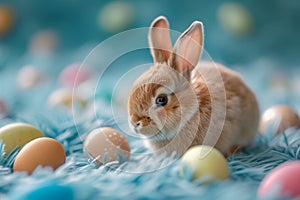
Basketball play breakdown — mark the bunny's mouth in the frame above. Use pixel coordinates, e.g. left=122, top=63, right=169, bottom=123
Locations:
left=136, top=128, right=178, bottom=142
left=129, top=119, right=179, bottom=141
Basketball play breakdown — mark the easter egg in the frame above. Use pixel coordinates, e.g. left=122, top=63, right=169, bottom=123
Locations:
left=218, top=2, right=253, bottom=36
left=17, top=65, right=44, bottom=89
left=259, top=105, right=300, bottom=136
left=59, top=63, right=92, bottom=87
left=0, top=98, right=7, bottom=117
left=180, top=145, right=229, bottom=182
left=0, top=123, right=44, bottom=155
left=13, top=137, right=66, bottom=174
left=48, top=88, right=87, bottom=109
left=98, top=1, right=135, bottom=33
left=0, top=5, right=14, bottom=36
left=258, top=161, right=300, bottom=198
left=29, top=30, right=59, bottom=54
left=11, top=183, right=74, bottom=200
left=83, top=127, right=130, bottom=165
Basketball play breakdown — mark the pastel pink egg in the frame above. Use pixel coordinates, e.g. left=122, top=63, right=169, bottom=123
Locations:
left=59, top=63, right=92, bottom=87
left=258, top=161, right=300, bottom=198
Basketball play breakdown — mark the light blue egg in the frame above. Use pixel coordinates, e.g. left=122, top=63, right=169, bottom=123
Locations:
left=13, top=183, right=74, bottom=200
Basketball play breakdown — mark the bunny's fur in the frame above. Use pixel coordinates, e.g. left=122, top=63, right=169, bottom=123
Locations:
left=127, top=16, right=259, bottom=156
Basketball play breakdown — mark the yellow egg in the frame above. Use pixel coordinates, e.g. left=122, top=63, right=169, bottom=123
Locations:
left=83, top=127, right=130, bottom=165
left=0, top=5, right=14, bottom=36
left=13, top=137, right=66, bottom=174
left=180, top=145, right=229, bottom=182
left=259, top=105, right=300, bottom=136
left=0, top=123, right=44, bottom=155
left=48, top=88, right=87, bottom=109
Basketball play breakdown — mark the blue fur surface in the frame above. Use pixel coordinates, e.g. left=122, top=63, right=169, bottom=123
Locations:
left=1, top=60, right=300, bottom=200
left=1, top=0, right=300, bottom=199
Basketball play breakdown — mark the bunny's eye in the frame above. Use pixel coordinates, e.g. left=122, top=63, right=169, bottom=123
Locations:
left=155, top=94, right=168, bottom=106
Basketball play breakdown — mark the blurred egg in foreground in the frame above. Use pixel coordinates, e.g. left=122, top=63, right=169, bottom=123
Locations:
left=10, top=183, right=74, bottom=200
left=84, top=127, right=130, bottom=165
left=258, top=161, right=300, bottom=199
left=259, top=105, right=300, bottom=136
left=98, top=1, right=135, bottom=33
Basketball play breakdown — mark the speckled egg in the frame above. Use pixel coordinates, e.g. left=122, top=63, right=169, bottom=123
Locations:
left=0, top=123, right=44, bottom=155
left=13, top=137, right=66, bottom=174
left=0, top=5, right=14, bottom=36
left=180, top=145, right=229, bottom=182
left=83, top=127, right=130, bottom=165
left=59, top=63, right=93, bottom=87
left=259, top=105, right=300, bottom=136
left=258, top=161, right=300, bottom=199
left=17, top=65, right=44, bottom=89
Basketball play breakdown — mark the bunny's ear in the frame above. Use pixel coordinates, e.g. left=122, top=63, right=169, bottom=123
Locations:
left=148, top=16, right=172, bottom=63
left=170, top=21, right=204, bottom=74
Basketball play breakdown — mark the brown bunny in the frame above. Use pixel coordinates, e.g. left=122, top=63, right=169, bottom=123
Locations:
left=127, top=16, right=259, bottom=156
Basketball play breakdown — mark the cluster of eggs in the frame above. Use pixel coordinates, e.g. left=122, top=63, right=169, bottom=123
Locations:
left=257, top=105, right=300, bottom=199
left=0, top=122, right=131, bottom=174
left=15, top=62, right=95, bottom=111
left=0, top=123, right=65, bottom=174
left=178, top=104, right=300, bottom=199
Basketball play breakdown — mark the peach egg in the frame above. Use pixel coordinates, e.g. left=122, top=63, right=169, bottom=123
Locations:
left=83, top=127, right=130, bottom=165
left=13, top=137, right=66, bottom=174
left=0, top=5, right=14, bottom=36
left=259, top=105, right=300, bottom=136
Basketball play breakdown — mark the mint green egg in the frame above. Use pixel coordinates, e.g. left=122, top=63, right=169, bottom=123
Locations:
left=98, top=1, right=135, bottom=33
left=218, top=2, right=254, bottom=36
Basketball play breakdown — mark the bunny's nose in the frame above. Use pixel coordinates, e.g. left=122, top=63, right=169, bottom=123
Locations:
left=134, top=116, right=151, bottom=128
left=135, top=121, right=141, bottom=128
